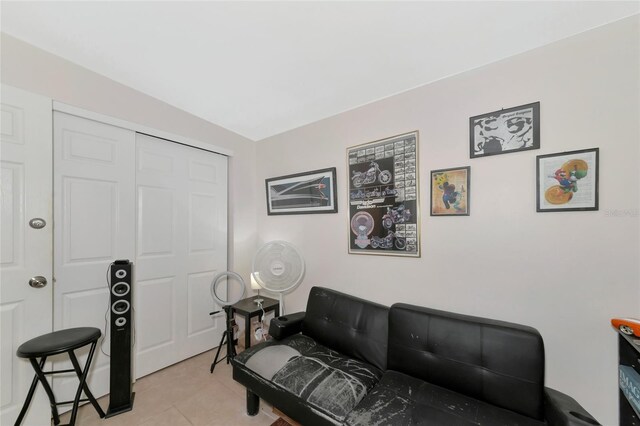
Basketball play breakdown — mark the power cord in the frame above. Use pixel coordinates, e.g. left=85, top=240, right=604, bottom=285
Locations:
left=101, top=265, right=111, bottom=357
left=254, top=300, right=267, bottom=341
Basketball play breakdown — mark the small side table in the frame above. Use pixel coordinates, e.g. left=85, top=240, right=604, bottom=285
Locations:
left=233, top=295, right=280, bottom=350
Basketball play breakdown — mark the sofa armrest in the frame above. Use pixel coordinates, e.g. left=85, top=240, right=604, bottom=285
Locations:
left=544, top=388, right=600, bottom=426
left=269, top=312, right=305, bottom=340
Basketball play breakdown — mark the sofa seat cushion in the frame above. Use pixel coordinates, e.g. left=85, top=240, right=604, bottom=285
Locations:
left=344, top=370, right=547, bottom=426
left=233, top=334, right=383, bottom=423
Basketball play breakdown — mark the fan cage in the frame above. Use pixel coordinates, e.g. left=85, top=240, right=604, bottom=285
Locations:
left=251, top=240, right=305, bottom=294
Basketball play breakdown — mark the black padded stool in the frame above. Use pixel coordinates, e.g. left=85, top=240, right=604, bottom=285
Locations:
left=15, top=327, right=106, bottom=426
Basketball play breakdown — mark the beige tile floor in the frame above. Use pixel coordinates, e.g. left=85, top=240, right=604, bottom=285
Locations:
left=57, top=350, right=277, bottom=426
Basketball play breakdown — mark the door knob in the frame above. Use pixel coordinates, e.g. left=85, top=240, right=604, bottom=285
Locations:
left=28, top=276, right=47, bottom=288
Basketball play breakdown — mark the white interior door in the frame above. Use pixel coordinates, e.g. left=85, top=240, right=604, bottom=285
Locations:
left=53, top=112, right=135, bottom=401
left=135, top=133, right=227, bottom=377
left=0, top=85, right=53, bottom=426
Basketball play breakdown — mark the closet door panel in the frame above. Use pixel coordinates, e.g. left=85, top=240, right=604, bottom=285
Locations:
left=134, top=136, right=181, bottom=377
left=136, top=276, right=176, bottom=353
left=53, top=112, right=136, bottom=402
left=135, top=134, right=227, bottom=377
left=137, top=186, right=174, bottom=256
left=183, top=155, right=227, bottom=357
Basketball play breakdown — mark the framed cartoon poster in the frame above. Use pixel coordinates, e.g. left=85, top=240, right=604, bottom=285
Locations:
left=536, top=148, right=599, bottom=212
left=430, top=166, right=470, bottom=216
left=347, top=131, right=420, bottom=257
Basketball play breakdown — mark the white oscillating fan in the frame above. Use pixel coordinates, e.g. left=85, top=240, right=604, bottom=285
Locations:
left=251, top=241, right=305, bottom=315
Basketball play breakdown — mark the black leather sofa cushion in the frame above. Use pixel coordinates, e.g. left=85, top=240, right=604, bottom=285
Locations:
left=344, top=370, right=546, bottom=426
left=303, top=286, right=389, bottom=370
left=233, top=333, right=383, bottom=423
left=233, top=288, right=600, bottom=425
left=388, top=303, right=545, bottom=420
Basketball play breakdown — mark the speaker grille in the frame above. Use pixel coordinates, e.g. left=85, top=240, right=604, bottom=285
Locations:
left=112, top=282, right=130, bottom=297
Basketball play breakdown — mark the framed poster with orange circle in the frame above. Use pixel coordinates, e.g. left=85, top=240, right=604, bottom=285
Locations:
left=536, top=148, right=599, bottom=212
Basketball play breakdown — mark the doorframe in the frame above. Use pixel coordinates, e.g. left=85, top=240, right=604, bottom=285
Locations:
left=52, top=101, right=234, bottom=157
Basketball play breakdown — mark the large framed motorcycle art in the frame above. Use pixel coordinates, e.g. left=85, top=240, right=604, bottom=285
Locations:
left=347, top=131, right=420, bottom=257
left=265, top=167, right=338, bottom=215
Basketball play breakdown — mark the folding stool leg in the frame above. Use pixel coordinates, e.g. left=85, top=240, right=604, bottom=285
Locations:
left=14, top=357, right=46, bottom=426
left=28, top=356, right=61, bottom=425
left=66, top=341, right=102, bottom=425
left=68, top=342, right=105, bottom=419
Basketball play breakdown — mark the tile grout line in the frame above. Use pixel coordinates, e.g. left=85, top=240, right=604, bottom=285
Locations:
left=172, top=403, right=196, bottom=426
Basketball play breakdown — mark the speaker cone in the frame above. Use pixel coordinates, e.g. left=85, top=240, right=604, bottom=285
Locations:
left=111, top=300, right=130, bottom=315
left=112, top=282, right=130, bottom=297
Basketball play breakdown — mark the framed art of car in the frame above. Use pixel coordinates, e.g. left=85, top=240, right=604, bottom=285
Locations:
left=265, top=167, right=338, bottom=215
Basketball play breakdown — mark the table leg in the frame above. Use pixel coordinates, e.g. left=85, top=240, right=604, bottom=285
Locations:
left=245, top=314, right=251, bottom=350
left=225, top=305, right=236, bottom=362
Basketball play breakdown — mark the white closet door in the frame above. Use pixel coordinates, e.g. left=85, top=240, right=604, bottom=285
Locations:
left=53, top=112, right=136, bottom=401
left=0, top=85, right=53, bottom=426
left=135, top=133, right=227, bottom=377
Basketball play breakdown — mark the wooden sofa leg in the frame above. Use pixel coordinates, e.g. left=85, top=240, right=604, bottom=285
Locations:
left=246, top=389, right=259, bottom=416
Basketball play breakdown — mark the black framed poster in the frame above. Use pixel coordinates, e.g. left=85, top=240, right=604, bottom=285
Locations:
left=470, top=102, right=540, bottom=158
left=536, top=148, right=599, bottom=212
left=265, top=167, right=338, bottom=215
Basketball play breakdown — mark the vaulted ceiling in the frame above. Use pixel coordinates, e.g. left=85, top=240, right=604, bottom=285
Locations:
left=2, top=1, right=638, bottom=141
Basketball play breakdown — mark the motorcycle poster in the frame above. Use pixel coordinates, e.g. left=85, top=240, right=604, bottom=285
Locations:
left=347, top=131, right=420, bottom=257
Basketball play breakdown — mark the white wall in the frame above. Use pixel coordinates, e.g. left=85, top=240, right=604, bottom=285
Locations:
left=3, top=15, right=638, bottom=425
left=0, top=33, right=258, bottom=282
left=256, top=16, right=639, bottom=425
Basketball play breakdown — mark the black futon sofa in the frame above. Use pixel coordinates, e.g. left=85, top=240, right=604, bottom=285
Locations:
left=232, top=287, right=599, bottom=425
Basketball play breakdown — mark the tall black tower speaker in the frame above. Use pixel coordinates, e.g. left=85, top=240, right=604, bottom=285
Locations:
left=106, top=259, right=135, bottom=417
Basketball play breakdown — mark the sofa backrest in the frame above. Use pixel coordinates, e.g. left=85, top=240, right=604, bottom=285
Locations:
left=388, top=303, right=545, bottom=420
left=302, top=286, right=388, bottom=371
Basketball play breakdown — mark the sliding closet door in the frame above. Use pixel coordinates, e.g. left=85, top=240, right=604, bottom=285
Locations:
left=53, top=112, right=136, bottom=400
left=135, top=134, right=228, bottom=377
left=54, top=113, right=228, bottom=397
